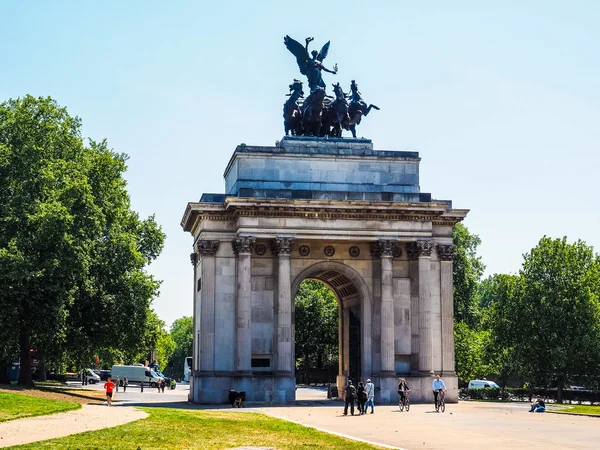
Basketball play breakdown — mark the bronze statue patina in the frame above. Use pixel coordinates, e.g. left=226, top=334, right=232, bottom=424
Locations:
left=283, top=36, right=379, bottom=138
left=284, top=36, right=338, bottom=93
left=283, top=79, right=304, bottom=136
left=347, top=80, right=380, bottom=138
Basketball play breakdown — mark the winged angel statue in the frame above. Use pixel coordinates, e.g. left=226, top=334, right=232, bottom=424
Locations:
left=284, top=36, right=338, bottom=92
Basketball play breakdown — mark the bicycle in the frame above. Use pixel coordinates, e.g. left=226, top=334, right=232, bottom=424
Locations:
left=399, top=390, right=410, bottom=412
left=435, top=390, right=445, bottom=413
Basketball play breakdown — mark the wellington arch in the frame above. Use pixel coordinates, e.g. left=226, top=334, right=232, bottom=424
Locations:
left=181, top=136, right=468, bottom=404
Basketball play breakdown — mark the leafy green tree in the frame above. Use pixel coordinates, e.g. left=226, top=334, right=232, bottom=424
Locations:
left=0, top=96, right=164, bottom=384
left=454, top=321, right=493, bottom=383
left=453, top=223, right=486, bottom=327
left=168, top=316, right=193, bottom=379
left=452, top=223, right=486, bottom=382
left=491, top=237, right=600, bottom=401
left=294, top=280, right=338, bottom=370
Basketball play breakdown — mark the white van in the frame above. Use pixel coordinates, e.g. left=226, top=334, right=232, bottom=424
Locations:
left=111, top=365, right=163, bottom=387
left=84, top=368, right=100, bottom=384
left=468, top=379, right=501, bottom=389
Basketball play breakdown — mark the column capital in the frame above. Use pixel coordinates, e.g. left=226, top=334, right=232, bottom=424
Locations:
left=369, top=240, right=397, bottom=259
left=232, top=236, right=256, bottom=255
left=271, top=237, right=295, bottom=256
left=406, top=240, right=433, bottom=260
left=437, top=244, right=456, bottom=261
left=196, top=239, right=220, bottom=256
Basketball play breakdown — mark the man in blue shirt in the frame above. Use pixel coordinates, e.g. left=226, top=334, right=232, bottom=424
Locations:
left=432, top=374, right=447, bottom=409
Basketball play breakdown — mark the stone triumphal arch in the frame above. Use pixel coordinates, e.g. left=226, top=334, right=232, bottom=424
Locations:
left=181, top=136, right=468, bottom=404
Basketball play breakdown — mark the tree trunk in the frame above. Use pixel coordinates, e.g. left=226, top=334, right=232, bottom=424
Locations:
left=557, top=381, right=563, bottom=404
left=18, top=332, right=33, bottom=386
left=0, top=361, right=10, bottom=384
left=38, top=358, right=47, bottom=382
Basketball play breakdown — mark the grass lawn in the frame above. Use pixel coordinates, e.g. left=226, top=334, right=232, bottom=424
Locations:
left=0, top=385, right=107, bottom=404
left=13, top=407, right=384, bottom=449
left=0, top=391, right=80, bottom=423
left=550, top=405, right=600, bottom=416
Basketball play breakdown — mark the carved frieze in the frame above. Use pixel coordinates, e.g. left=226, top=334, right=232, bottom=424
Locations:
left=324, top=245, right=335, bottom=257
left=271, top=237, right=295, bottom=256
left=196, top=240, right=220, bottom=257
left=349, top=246, right=360, bottom=257
left=406, top=240, right=433, bottom=260
left=437, top=244, right=456, bottom=261
left=232, top=236, right=256, bottom=255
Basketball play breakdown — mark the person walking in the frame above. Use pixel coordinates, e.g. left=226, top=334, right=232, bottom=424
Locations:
left=114, top=376, right=120, bottom=393
left=123, top=376, right=128, bottom=393
left=356, top=381, right=367, bottom=415
left=104, top=377, right=116, bottom=407
left=364, top=378, right=375, bottom=414
left=343, top=380, right=356, bottom=416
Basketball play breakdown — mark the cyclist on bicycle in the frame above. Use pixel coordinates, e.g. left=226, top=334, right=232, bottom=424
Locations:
left=398, top=378, right=410, bottom=406
left=432, top=374, right=447, bottom=408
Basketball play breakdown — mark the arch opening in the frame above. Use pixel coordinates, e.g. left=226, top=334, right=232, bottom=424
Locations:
left=292, top=261, right=371, bottom=398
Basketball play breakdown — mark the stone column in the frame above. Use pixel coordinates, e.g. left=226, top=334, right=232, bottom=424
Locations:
left=197, top=240, right=219, bottom=372
left=408, top=240, right=434, bottom=375
left=233, top=236, right=255, bottom=374
left=378, top=240, right=396, bottom=375
left=272, top=237, right=295, bottom=374
left=438, top=244, right=456, bottom=375
left=340, top=308, right=349, bottom=377
left=189, top=251, right=198, bottom=403
left=190, top=252, right=198, bottom=376
left=371, top=240, right=396, bottom=376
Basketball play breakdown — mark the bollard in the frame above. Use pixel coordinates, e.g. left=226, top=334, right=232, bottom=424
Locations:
left=141, top=382, right=144, bottom=393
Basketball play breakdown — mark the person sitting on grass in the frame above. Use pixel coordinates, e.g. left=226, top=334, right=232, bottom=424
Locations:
left=104, top=377, right=115, bottom=407
left=529, top=395, right=546, bottom=413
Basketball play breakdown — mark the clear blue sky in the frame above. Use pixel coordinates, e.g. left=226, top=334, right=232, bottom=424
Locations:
left=2, top=1, right=599, bottom=327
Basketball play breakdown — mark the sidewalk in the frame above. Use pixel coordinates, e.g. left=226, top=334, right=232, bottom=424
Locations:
left=0, top=404, right=147, bottom=448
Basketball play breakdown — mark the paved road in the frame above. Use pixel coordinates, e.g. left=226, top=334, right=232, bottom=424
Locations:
left=258, top=396, right=600, bottom=450
left=67, top=380, right=190, bottom=406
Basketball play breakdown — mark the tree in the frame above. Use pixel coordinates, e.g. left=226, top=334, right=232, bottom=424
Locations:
left=453, top=223, right=486, bottom=327
left=491, top=237, right=600, bottom=401
left=294, top=280, right=338, bottom=370
left=168, top=316, right=193, bottom=380
left=138, top=310, right=175, bottom=370
left=454, top=321, right=493, bottom=383
left=0, top=96, right=165, bottom=384
left=452, top=223, right=486, bottom=382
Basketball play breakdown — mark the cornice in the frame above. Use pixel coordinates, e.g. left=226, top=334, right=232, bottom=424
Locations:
left=181, top=198, right=469, bottom=233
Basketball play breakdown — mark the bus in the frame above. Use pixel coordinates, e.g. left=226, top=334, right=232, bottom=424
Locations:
left=184, top=357, right=192, bottom=383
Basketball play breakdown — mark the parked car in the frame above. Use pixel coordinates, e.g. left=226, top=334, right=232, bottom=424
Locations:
left=83, top=368, right=101, bottom=384
left=96, top=370, right=112, bottom=381
left=468, top=379, right=501, bottom=389
left=153, top=369, right=176, bottom=389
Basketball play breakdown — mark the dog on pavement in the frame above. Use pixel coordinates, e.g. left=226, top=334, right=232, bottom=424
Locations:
left=229, top=390, right=246, bottom=407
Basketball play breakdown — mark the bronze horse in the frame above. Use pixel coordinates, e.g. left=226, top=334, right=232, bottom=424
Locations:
left=283, top=79, right=304, bottom=136
left=348, top=80, right=379, bottom=138
left=322, top=82, right=350, bottom=137
left=301, top=86, right=327, bottom=136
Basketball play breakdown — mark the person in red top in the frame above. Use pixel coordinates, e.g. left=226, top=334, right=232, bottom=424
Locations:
left=104, top=377, right=116, bottom=407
